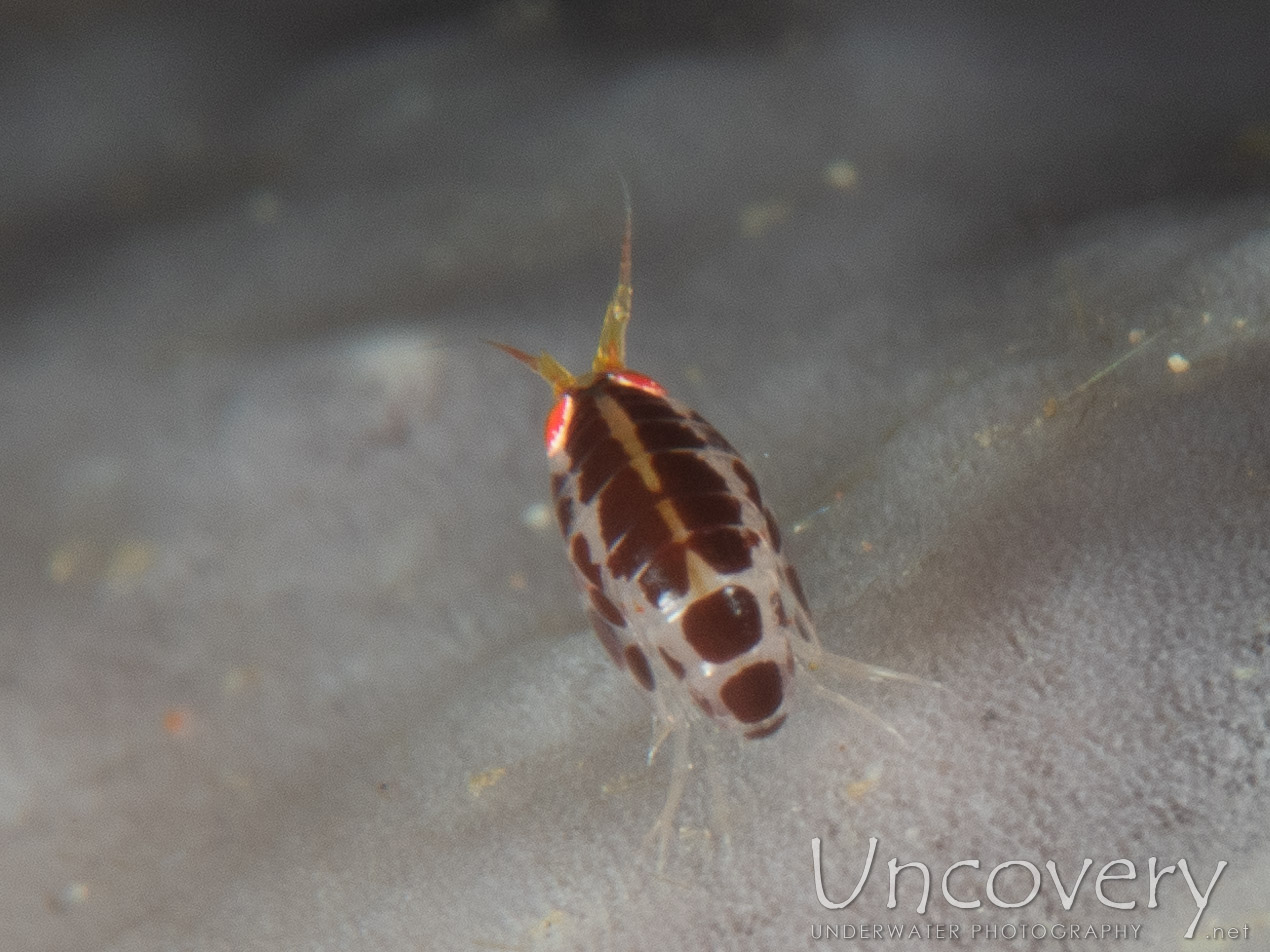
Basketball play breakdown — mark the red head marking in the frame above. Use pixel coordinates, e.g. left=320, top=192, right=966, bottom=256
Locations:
left=544, top=392, right=575, bottom=456
left=490, top=203, right=644, bottom=454
left=609, top=369, right=667, bottom=397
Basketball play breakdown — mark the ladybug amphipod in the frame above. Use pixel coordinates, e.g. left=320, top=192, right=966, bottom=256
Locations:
left=495, top=210, right=909, bottom=862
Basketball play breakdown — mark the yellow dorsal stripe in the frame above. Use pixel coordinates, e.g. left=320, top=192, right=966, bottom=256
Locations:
left=597, top=390, right=725, bottom=602
left=596, top=391, right=660, bottom=491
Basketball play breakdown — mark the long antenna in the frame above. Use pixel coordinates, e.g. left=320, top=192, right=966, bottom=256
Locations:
left=594, top=179, right=633, bottom=373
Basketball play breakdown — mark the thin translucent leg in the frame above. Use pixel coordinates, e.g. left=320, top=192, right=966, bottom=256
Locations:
left=809, top=679, right=909, bottom=747
left=801, top=645, right=932, bottom=688
left=702, top=740, right=732, bottom=859
left=642, top=717, right=692, bottom=873
left=804, top=643, right=964, bottom=720
left=646, top=713, right=675, bottom=767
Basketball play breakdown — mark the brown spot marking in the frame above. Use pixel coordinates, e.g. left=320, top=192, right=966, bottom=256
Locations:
left=652, top=451, right=728, bottom=497
left=634, top=419, right=708, bottom=454
left=589, top=587, right=625, bottom=627
left=763, top=506, right=783, bottom=551
left=786, top=564, right=810, bottom=613
left=613, top=400, right=679, bottom=423
left=564, top=420, right=608, bottom=471
left=743, top=713, right=788, bottom=740
left=588, top=610, right=626, bottom=669
left=658, top=647, right=686, bottom=680
left=607, top=507, right=673, bottom=580
left=770, top=590, right=790, bottom=627
left=673, top=493, right=743, bottom=532
left=692, top=692, right=717, bottom=718
left=555, top=495, right=575, bottom=535
left=570, top=534, right=602, bottom=588
left=720, top=661, right=785, bottom=723
left=603, top=380, right=676, bottom=418
left=624, top=645, right=655, bottom=691
left=702, top=428, right=737, bottom=453
left=550, top=472, right=567, bottom=498
left=681, top=585, right=762, bottom=663
left=636, top=542, right=689, bottom=605
left=562, top=391, right=604, bottom=460
left=597, top=465, right=658, bottom=548
left=674, top=409, right=735, bottom=450
left=575, top=435, right=628, bottom=504
left=796, top=614, right=814, bottom=642
left=688, top=526, right=755, bottom=576
left=731, top=458, right=762, bottom=505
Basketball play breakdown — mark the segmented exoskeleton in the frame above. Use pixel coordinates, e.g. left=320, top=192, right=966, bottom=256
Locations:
left=494, top=208, right=916, bottom=864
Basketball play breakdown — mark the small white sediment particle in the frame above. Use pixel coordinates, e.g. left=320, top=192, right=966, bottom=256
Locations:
left=824, top=160, right=859, bottom=190
left=1167, top=353, right=1190, bottom=374
left=521, top=501, right=553, bottom=530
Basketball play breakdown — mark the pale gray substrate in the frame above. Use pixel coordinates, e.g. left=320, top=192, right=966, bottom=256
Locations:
left=1, top=5, right=1267, bottom=951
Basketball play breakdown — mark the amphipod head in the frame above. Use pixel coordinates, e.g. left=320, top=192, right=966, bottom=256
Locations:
left=488, top=207, right=664, bottom=456
left=485, top=341, right=579, bottom=456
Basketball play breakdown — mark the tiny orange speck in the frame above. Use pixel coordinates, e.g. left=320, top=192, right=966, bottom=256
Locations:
left=162, top=707, right=191, bottom=736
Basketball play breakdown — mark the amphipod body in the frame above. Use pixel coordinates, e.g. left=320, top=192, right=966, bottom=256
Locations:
left=543, top=370, right=812, bottom=740
left=494, top=211, right=863, bottom=862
